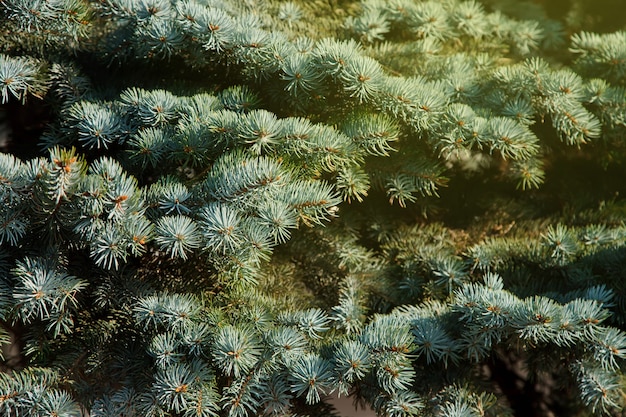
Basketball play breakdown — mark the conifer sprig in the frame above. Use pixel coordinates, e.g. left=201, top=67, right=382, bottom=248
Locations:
left=1, top=0, right=626, bottom=415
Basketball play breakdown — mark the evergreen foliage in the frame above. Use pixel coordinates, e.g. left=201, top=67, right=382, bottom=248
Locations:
left=0, top=0, right=626, bottom=416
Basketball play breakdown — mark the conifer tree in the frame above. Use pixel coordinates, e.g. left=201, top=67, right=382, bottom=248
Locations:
left=0, top=0, right=625, bottom=416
